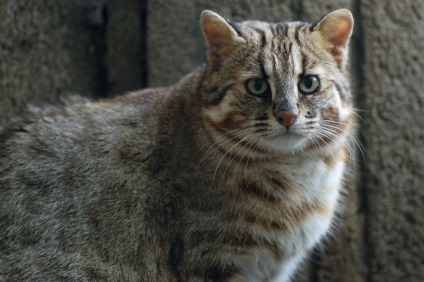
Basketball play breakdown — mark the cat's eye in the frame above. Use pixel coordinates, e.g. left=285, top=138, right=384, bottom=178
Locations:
left=298, top=75, right=320, bottom=95
left=245, top=78, right=270, bottom=98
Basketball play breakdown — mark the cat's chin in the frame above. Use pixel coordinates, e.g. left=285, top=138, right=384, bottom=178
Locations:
left=261, top=132, right=309, bottom=154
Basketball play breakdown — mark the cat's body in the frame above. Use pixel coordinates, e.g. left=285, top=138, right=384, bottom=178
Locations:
left=0, top=9, right=354, bottom=281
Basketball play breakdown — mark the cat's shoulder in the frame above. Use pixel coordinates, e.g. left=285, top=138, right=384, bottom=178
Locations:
left=1, top=87, right=166, bottom=133
left=96, top=87, right=168, bottom=106
left=0, top=89, right=170, bottom=170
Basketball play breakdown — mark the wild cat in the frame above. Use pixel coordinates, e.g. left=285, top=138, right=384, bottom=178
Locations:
left=0, top=8, right=354, bottom=282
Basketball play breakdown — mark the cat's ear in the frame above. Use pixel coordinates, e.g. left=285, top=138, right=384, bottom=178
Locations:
left=200, top=10, right=246, bottom=64
left=313, top=9, right=354, bottom=67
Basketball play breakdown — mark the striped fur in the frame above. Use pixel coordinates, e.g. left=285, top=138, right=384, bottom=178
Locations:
left=0, top=9, right=355, bottom=282
left=196, top=9, right=355, bottom=281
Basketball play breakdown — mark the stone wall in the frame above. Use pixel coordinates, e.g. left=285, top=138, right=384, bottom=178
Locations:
left=0, top=0, right=423, bottom=280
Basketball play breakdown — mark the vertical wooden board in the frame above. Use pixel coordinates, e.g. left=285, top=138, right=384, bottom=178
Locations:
left=0, top=0, right=108, bottom=124
left=360, top=0, right=424, bottom=281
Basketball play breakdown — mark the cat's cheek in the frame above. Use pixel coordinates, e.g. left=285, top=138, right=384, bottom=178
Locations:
left=339, top=104, right=352, bottom=122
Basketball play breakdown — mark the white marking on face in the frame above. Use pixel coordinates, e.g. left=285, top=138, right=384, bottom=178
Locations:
left=203, top=94, right=235, bottom=124
left=269, top=53, right=280, bottom=102
left=339, top=101, right=350, bottom=121
left=291, top=47, right=302, bottom=75
left=261, top=133, right=308, bottom=154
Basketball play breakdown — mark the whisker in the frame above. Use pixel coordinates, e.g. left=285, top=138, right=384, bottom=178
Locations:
left=309, top=133, right=326, bottom=155
left=319, top=121, right=365, bottom=163
left=235, top=137, right=257, bottom=173
left=310, top=132, right=332, bottom=153
left=318, top=123, right=364, bottom=167
left=244, top=139, right=261, bottom=186
left=198, top=126, right=253, bottom=152
left=197, top=126, right=255, bottom=167
left=351, top=110, right=366, bottom=123
left=213, top=135, right=251, bottom=183
left=219, top=136, right=255, bottom=189
left=319, top=128, right=356, bottom=165
left=352, top=107, right=370, bottom=113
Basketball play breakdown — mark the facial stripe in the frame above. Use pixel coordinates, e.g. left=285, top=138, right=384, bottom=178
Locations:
left=253, top=26, right=267, bottom=48
left=256, top=113, right=269, bottom=121
left=332, top=79, right=349, bottom=102
left=284, top=22, right=289, bottom=36
left=301, top=53, right=308, bottom=75
left=271, top=53, right=279, bottom=101
left=257, top=52, right=268, bottom=79
left=207, top=84, right=234, bottom=106
left=203, top=116, right=272, bottom=160
left=287, top=41, right=292, bottom=54
left=268, top=22, right=276, bottom=35
left=291, top=44, right=303, bottom=76
left=273, top=23, right=282, bottom=36
left=290, top=25, right=325, bottom=61
left=294, top=24, right=303, bottom=44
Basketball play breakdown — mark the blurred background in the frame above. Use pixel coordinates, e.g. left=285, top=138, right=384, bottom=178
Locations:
left=0, top=0, right=423, bottom=281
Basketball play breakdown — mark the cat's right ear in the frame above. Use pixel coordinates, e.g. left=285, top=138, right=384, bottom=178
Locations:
left=312, top=9, right=354, bottom=68
left=200, top=11, right=246, bottom=65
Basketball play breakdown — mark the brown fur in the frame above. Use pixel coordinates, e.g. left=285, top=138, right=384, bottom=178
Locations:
left=0, top=9, right=356, bottom=281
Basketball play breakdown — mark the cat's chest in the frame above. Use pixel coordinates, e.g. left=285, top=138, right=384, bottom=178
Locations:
left=234, top=158, right=345, bottom=281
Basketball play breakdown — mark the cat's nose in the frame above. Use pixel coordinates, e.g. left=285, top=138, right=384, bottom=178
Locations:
left=276, top=111, right=298, bottom=127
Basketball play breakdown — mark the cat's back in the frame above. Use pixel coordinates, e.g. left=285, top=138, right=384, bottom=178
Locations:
left=0, top=88, right=164, bottom=182
left=0, top=87, right=169, bottom=280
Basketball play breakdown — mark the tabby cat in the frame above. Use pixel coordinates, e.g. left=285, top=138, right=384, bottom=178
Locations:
left=0, top=8, right=354, bottom=281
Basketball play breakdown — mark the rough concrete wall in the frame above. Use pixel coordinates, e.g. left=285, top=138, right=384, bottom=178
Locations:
left=106, top=0, right=147, bottom=96
left=0, top=0, right=423, bottom=281
left=360, top=1, right=424, bottom=281
left=0, top=0, right=147, bottom=124
left=0, top=0, right=108, bottom=125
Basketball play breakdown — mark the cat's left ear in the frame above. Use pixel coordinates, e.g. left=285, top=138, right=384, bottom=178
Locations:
left=313, top=9, right=354, bottom=67
left=200, top=10, right=246, bottom=65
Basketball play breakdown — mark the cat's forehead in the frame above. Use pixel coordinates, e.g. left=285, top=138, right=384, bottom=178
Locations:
left=236, top=20, right=308, bottom=38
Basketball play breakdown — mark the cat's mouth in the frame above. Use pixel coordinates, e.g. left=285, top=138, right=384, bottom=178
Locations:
left=267, top=129, right=305, bottom=140
left=259, top=128, right=308, bottom=154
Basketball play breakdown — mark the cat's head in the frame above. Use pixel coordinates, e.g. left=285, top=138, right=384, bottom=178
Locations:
left=199, top=9, right=354, bottom=157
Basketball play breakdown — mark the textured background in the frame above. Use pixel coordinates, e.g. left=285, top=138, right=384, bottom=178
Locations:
left=0, top=0, right=423, bottom=281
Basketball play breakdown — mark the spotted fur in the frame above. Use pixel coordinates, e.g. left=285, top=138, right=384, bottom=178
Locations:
left=0, top=9, right=355, bottom=281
